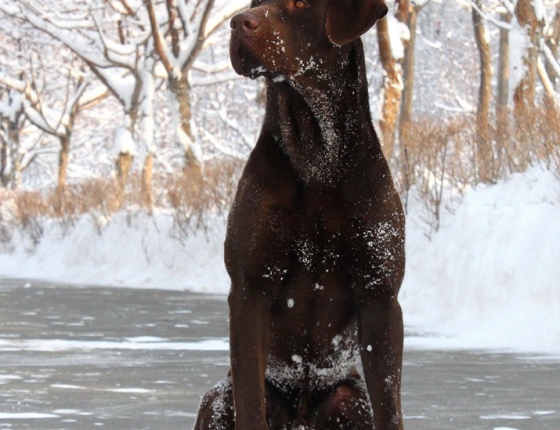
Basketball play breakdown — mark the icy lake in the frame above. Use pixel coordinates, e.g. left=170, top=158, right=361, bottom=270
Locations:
left=0, top=279, right=558, bottom=430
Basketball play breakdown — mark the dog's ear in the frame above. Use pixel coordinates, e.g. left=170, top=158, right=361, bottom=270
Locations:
left=326, top=0, right=388, bottom=46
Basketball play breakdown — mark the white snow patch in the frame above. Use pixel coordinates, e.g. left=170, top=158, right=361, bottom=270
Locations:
left=387, top=12, right=410, bottom=60
left=481, top=414, right=530, bottom=420
left=0, top=212, right=229, bottom=294
left=0, top=338, right=229, bottom=352
left=125, top=336, right=166, bottom=343
left=401, top=167, right=560, bottom=356
left=52, top=409, right=83, bottom=414
left=113, top=127, right=137, bottom=156
left=0, top=413, right=59, bottom=419
left=51, top=384, right=85, bottom=390
left=532, top=0, right=546, bottom=22
left=106, top=388, right=152, bottom=393
left=0, top=375, right=23, bottom=382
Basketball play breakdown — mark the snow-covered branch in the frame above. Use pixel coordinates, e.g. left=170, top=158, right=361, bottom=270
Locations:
left=460, top=0, right=512, bottom=30
left=542, top=43, right=560, bottom=78
left=537, top=56, right=559, bottom=107
left=144, top=0, right=176, bottom=76
left=204, top=0, right=249, bottom=38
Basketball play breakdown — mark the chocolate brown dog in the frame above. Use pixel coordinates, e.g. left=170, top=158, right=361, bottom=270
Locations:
left=194, top=0, right=405, bottom=429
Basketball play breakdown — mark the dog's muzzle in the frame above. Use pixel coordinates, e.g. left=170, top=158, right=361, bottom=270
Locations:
left=229, top=11, right=267, bottom=77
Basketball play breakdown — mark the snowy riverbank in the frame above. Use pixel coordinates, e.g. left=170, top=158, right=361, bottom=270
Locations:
left=1, top=167, right=559, bottom=355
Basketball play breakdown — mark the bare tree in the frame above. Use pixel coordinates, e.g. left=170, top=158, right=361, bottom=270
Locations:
left=496, top=9, right=511, bottom=166
left=0, top=0, right=163, bottom=207
left=0, top=88, right=25, bottom=188
left=544, top=3, right=560, bottom=87
left=377, top=0, right=410, bottom=160
left=472, top=0, right=493, bottom=183
left=539, top=3, right=560, bottom=109
left=510, top=0, right=542, bottom=115
left=395, top=0, right=429, bottom=205
left=398, top=1, right=426, bottom=149
left=1, top=0, right=250, bottom=206
left=144, top=0, right=247, bottom=173
left=0, top=51, right=106, bottom=193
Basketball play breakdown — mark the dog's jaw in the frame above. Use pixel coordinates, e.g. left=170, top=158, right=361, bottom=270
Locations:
left=230, top=35, right=261, bottom=78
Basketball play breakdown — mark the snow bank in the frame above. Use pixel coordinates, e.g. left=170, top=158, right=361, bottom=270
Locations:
left=0, top=167, right=559, bottom=355
left=0, top=212, right=229, bottom=294
left=402, top=167, right=560, bottom=355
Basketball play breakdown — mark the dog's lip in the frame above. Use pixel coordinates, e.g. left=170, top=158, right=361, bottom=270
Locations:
left=230, top=40, right=263, bottom=78
left=230, top=32, right=291, bottom=80
left=230, top=30, right=259, bottom=42
left=230, top=33, right=260, bottom=57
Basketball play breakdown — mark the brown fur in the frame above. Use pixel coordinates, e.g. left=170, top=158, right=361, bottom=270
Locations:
left=194, top=0, right=405, bottom=429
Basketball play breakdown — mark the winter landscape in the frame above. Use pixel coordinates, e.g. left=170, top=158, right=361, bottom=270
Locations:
left=0, top=0, right=559, bottom=428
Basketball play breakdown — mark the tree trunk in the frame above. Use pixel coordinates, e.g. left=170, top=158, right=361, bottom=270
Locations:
left=377, top=17, right=402, bottom=161
left=138, top=71, right=157, bottom=213
left=141, top=151, right=154, bottom=212
left=1, top=124, right=9, bottom=187
left=115, top=111, right=137, bottom=210
left=398, top=5, right=418, bottom=147
left=169, top=75, right=203, bottom=176
left=397, top=4, right=418, bottom=204
left=496, top=11, right=511, bottom=170
left=9, top=120, right=22, bottom=190
left=512, top=0, right=540, bottom=116
left=472, top=0, right=493, bottom=183
left=545, top=4, right=560, bottom=85
left=57, top=134, right=70, bottom=194
left=116, top=152, right=134, bottom=210
left=1, top=95, right=24, bottom=189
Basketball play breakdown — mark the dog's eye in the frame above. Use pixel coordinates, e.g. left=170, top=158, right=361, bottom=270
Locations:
left=294, top=0, right=308, bottom=9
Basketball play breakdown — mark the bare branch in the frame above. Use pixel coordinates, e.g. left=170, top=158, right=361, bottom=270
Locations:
left=543, top=44, right=560, bottom=78
left=460, top=0, right=512, bottom=30
left=166, top=0, right=181, bottom=57
left=204, top=0, right=249, bottom=38
left=90, top=12, right=135, bottom=70
left=183, top=0, right=216, bottom=72
left=537, top=56, right=559, bottom=107
left=145, top=0, right=175, bottom=75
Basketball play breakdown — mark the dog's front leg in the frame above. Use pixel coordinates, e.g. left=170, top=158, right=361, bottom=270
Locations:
left=358, top=297, right=404, bottom=430
left=229, top=288, right=271, bottom=430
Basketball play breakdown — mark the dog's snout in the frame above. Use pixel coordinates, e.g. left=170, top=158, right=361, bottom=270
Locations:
left=230, top=12, right=260, bottom=33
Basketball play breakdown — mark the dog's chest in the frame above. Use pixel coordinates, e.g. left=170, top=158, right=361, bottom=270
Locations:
left=268, top=237, right=357, bottom=365
left=266, top=322, right=360, bottom=392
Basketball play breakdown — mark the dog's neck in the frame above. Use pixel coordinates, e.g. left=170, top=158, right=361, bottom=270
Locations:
left=264, top=40, right=382, bottom=185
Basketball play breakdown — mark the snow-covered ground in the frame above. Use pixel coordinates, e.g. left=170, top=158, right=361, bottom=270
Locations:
left=0, top=211, right=229, bottom=294
left=0, top=167, right=559, bottom=356
left=402, top=167, right=560, bottom=355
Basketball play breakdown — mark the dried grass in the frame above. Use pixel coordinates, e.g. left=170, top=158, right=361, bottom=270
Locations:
left=0, top=158, right=244, bottom=246
left=392, top=105, right=560, bottom=238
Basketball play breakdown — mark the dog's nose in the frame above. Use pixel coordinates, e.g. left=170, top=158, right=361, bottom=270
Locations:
left=230, top=12, right=260, bottom=33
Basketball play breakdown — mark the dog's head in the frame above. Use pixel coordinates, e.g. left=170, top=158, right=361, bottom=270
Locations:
left=229, top=0, right=388, bottom=79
